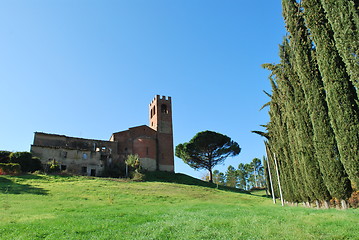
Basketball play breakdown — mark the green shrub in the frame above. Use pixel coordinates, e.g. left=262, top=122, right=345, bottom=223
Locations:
left=0, top=163, right=21, bottom=175
left=30, top=157, right=42, bottom=172
left=44, top=159, right=60, bottom=173
left=102, top=162, right=126, bottom=177
left=0, top=151, right=11, bottom=163
left=131, top=171, right=145, bottom=181
left=9, top=152, right=42, bottom=173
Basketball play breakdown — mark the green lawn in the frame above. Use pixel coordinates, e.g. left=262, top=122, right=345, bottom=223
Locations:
left=0, top=174, right=358, bottom=240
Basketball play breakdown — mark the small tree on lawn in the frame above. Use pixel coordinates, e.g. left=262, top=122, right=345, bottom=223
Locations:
left=175, top=130, right=241, bottom=183
left=125, top=154, right=140, bottom=171
left=125, top=154, right=143, bottom=180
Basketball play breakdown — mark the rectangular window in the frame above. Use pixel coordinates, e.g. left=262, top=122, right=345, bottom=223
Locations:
left=61, top=165, right=67, bottom=171
left=82, top=167, right=87, bottom=175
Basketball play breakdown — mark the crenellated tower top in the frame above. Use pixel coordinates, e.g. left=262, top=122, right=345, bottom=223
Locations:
left=149, top=95, right=172, bottom=133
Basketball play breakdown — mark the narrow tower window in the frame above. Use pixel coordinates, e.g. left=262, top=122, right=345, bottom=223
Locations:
left=150, top=106, right=155, bottom=118
left=161, top=104, right=168, bottom=113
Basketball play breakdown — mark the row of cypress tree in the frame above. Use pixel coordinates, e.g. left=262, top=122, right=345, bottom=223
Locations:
left=257, top=0, right=359, bottom=208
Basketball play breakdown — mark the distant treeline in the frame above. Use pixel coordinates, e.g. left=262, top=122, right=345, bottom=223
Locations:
left=206, top=158, right=266, bottom=190
left=256, top=0, right=359, bottom=208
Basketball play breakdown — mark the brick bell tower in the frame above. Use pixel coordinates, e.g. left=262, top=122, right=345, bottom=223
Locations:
left=149, top=95, right=174, bottom=172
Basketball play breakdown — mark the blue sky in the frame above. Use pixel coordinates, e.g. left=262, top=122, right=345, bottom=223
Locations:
left=0, top=1, right=285, bottom=179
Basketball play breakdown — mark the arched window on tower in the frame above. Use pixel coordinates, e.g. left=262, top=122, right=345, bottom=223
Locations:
left=161, top=104, right=168, bottom=114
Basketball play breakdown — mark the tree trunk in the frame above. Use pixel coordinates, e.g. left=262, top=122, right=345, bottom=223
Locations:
left=315, top=200, right=320, bottom=209
left=209, top=169, right=213, bottom=183
left=341, top=200, right=348, bottom=210
left=265, top=144, right=276, bottom=204
left=274, top=153, right=285, bottom=206
left=254, top=166, right=257, bottom=187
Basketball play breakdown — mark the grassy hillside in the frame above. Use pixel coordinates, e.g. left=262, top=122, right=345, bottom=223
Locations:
left=144, top=171, right=249, bottom=193
left=0, top=174, right=358, bottom=240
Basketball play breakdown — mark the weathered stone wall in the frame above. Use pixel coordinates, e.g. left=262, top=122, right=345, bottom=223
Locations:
left=139, top=158, right=157, bottom=171
left=31, top=132, right=119, bottom=176
left=158, top=164, right=174, bottom=172
left=34, top=132, right=118, bottom=153
left=31, top=145, right=104, bottom=176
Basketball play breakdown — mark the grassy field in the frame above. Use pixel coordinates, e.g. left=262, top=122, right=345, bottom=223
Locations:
left=0, top=174, right=358, bottom=240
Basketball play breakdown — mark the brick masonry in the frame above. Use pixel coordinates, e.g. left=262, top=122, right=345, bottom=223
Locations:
left=31, top=95, right=175, bottom=176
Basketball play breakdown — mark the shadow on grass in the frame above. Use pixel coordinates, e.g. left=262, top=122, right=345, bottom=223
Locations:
left=0, top=176, right=48, bottom=195
left=249, top=189, right=272, bottom=198
left=144, top=171, right=250, bottom=194
left=12, top=173, right=80, bottom=181
left=11, top=174, right=46, bottom=180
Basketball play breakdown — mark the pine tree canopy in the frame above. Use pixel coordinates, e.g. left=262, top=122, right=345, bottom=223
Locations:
left=175, top=130, right=241, bottom=183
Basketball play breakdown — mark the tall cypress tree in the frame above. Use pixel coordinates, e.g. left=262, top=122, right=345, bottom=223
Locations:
left=264, top=64, right=309, bottom=202
left=352, top=1, right=359, bottom=29
left=278, top=40, right=331, bottom=202
left=319, top=0, right=359, bottom=93
left=282, top=0, right=352, bottom=200
left=265, top=78, right=289, bottom=200
left=302, top=0, right=359, bottom=190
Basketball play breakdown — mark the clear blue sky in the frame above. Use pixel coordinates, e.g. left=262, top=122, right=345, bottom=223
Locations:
left=0, top=1, right=285, bottom=179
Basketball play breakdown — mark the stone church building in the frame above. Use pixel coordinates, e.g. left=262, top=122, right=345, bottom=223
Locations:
left=31, top=95, right=174, bottom=176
